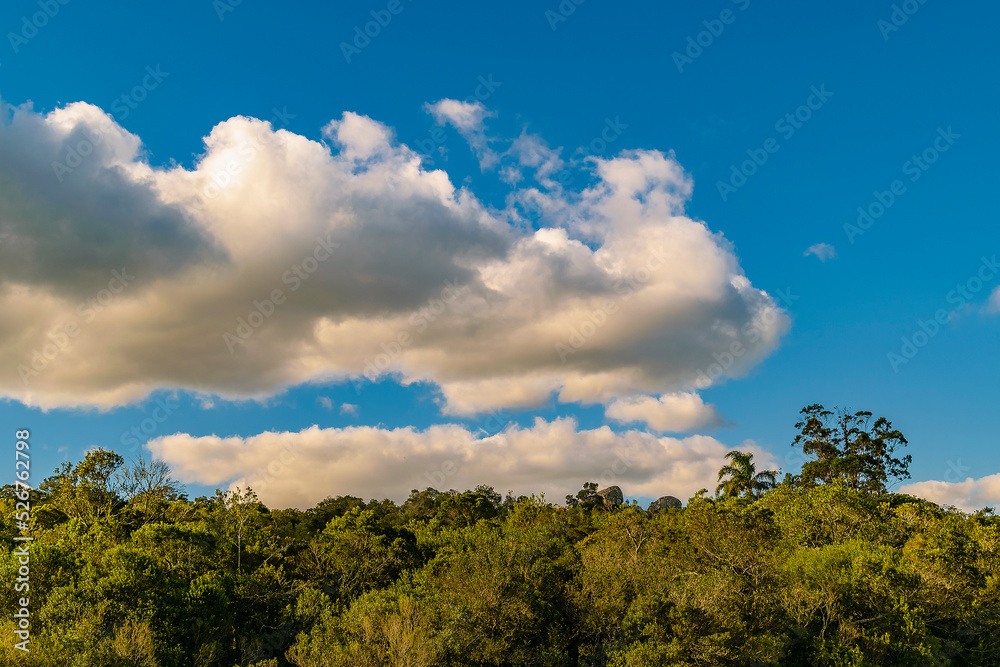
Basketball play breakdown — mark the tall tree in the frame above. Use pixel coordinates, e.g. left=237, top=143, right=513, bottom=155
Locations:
left=120, top=457, right=182, bottom=526
left=792, top=404, right=911, bottom=494
left=219, top=486, right=261, bottom=573
left=716, top=451, right=778, bottom=499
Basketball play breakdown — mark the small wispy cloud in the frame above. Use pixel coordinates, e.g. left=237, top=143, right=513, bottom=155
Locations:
left=424, top=98, right=497, bottom=168
left=339, top=402, right=358, bottom=416
left=425, top=99, right=492, bottom=133
left=317, top=396, right=333, bottom=410
left=804, top=243, right=837, bottom=262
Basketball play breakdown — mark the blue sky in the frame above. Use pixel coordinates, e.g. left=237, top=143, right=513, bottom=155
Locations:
left=1, top=0, right=998, bottom=509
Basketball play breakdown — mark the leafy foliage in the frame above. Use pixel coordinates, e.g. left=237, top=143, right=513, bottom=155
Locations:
left=792, top=404, right=912, bottom=493
left=2, top=407, right=997, bottom=666
left=715, top=450, right=778, bottom=499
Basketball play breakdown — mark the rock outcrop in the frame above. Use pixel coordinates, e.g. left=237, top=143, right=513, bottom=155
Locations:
left=647, top=495, right=682, bottom=512
left=596, top=486, right=624, bottom=508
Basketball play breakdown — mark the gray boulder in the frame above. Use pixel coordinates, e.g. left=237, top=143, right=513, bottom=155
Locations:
left=647, top=495, right=682, bottom=512
left=596, top=486, right=624, bottom=508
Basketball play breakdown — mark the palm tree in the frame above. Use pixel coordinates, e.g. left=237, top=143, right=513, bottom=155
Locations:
left=716, top=450, right=778, bottom=499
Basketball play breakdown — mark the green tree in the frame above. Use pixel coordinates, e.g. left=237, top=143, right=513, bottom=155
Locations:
left=215, top=486, right=265, bottom=573
left=715, top=450, right=777, bottom=499
left=566, top=481, right=601, bottom=508
left=300, top=507, right=418, bottom=603
left=792, top=404, right=911, bottom=494
left=10, top=429, right=1000, bottom=667
left=40, top=448, right=126, bottom=527
left=119, top=457, right=182, bottom=528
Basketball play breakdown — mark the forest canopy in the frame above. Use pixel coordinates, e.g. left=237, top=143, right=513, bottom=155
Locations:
left=2, top=405, right=998, bottom=666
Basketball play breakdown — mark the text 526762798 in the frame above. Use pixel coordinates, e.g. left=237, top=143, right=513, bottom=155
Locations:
left=13, top=429, right=32, bottom=652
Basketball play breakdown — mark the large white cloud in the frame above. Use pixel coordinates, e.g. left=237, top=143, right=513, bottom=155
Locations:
left=900, top=474, right=1000, bottom=512
left=148, top=418, right=778, bottom=508
left=0, top=97, right=788, bottom=417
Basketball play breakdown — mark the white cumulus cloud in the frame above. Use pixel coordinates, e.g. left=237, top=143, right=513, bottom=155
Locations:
left=900, top=474, right=1000, bottom=512
left=147, top=418, right=778, bottom=509
left=0, top=98, right=788, bottom=416
left=605, top=391, right=722, bottom=432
